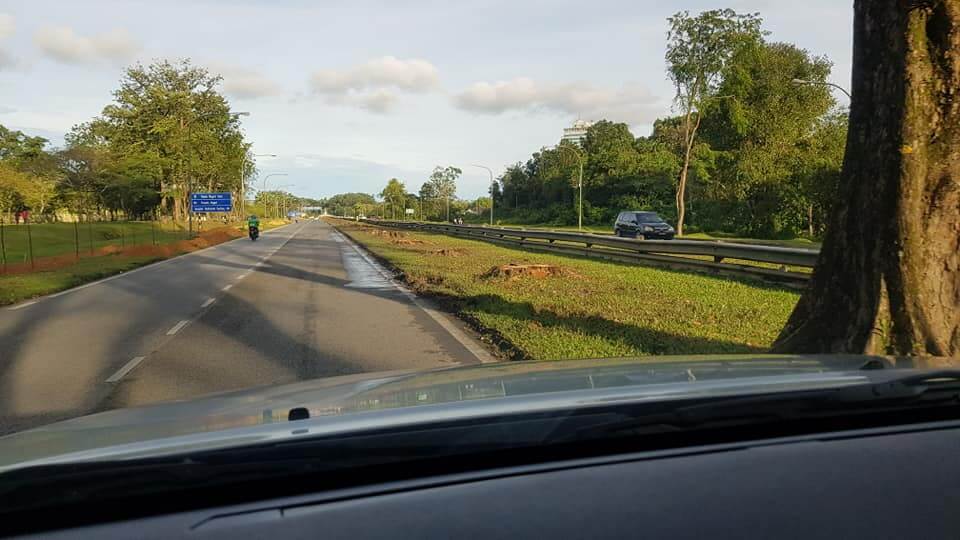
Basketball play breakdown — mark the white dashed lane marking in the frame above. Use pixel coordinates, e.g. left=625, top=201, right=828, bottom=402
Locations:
left=166, top=320, right=190, bottom=336
left=105, top=356, right=146, bottom=383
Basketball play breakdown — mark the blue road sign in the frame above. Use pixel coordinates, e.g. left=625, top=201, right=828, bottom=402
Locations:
left=190, top=192, right=233, bottom=213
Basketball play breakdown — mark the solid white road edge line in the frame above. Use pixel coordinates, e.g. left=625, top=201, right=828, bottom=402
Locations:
left=8, top=301, right=37, bottom=311
left=105, top=356, right=146, bottom=383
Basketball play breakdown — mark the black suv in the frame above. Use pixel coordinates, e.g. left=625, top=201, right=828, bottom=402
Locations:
left=614, top=211, right=675, bottom=239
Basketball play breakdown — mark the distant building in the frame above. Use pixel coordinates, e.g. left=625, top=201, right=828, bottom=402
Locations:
left=561, top=119, right=594, bottom=146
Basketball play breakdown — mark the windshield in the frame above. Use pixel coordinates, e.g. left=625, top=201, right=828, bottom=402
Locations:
left=633, top=212, right=664, bottom=223
left=0, top=1, right=957, bottom=479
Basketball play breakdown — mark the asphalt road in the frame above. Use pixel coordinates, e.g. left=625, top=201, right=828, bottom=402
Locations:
left=0, top=220, right=491, bottom=435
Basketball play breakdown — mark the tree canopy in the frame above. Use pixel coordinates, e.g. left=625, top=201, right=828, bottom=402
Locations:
left=0, top=59, right=275, bottom=224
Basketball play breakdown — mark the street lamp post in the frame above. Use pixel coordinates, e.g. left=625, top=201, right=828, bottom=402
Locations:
left=791, top=78, right=852, bottom=100
left=469, top=164, right=496, bottom=226
left=240, top=151, right=276, bottom=217
left=554, top=145, right=585, bottom=231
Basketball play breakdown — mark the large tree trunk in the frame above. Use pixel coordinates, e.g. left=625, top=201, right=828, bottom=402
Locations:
left=773, top=0, right=960, bottom=356
left=675, top=107, right=702, bottom=237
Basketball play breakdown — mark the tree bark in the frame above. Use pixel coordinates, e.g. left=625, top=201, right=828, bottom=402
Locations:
left=773, top=0, right=960, bottom=356
left=676, top=106, right=702, bottom=237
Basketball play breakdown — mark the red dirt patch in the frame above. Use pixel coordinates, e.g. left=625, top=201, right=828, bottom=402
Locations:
left=366, top=228, right=427, bottom=245
left=430, top=248, right=466, bottom=256
left=1, top=226, right=244, bottom=275
left=368, top=229, right=405, bottom=239
left=483, top=263, right=568, bottom=280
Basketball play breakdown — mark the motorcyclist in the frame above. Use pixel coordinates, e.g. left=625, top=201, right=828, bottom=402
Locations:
left=247, top=214, right=260, bottom=240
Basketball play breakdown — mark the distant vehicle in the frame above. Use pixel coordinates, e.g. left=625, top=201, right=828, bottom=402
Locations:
left=614, top=211, right=675, bottom=240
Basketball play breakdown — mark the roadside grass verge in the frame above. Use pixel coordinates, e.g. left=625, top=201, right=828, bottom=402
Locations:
left=0, top=219, right=290, bottom=263
left=381, top=220, right=813, bottom=275
left=328, top=219, right=800, bottom=361
left=684, top=232, right=822, bottom=250
left=460, top=220, right=821, bottom=249
left=0, top=255, right=166, bottom=305
left=0, top=220, right=290, bottom=306
left=1, top=221, right=187, bottom=262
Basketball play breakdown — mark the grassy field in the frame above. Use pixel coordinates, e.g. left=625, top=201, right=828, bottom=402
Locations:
left=459, top=220, right=821, bottom=249
left=0, top=219, right=292, bottom=263
left=0, top=218, right=291, bottom=306
left=0, top=255, right=166, bottom=305
left=1, top=221, right=189, bottom=263
left=329, top=219, right=800, bottom=361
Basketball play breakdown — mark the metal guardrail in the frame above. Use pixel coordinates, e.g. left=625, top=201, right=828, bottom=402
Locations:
left=353, top=219, right=819, bottom=287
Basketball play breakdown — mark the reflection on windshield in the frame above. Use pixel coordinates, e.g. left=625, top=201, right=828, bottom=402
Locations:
left=276, top=357, right=856, bottom=420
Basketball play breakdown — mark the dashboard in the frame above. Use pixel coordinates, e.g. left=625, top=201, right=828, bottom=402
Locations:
left=14, top=421, right=960, bottom=539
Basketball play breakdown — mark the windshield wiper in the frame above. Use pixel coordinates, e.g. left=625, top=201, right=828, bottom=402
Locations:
left=556, top=370, right=960, bottom=441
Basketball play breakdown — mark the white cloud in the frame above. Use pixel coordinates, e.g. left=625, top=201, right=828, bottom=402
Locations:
left=33, top=26, right=140, bottom=65
left=308, top=56, right=437, bottom=113
left=0, top=105, right=15, bottom=114
left=354, top=90, right=398, bottom=114
left=0, top=13, right=14, bottom=41
left=454, top=77, right=663, bottom=124
left=207, top=63, right=281, bottom=99
left=310, top=56, right=438, bottom=94
left=0, top=13, right=16, bottom=71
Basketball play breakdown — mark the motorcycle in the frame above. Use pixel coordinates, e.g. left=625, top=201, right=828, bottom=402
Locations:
left=248, top=225, right=260, bottom=241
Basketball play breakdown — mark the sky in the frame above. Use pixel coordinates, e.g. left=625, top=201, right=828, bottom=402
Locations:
left=0, top=0, right=853, bottom=200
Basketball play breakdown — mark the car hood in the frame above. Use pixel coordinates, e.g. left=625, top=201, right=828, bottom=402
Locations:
left=0, top=354, right=954, bottom=471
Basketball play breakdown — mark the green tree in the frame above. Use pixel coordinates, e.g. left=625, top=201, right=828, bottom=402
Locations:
left=0, top=125, right=61, bottom=221
left=418, top=182, right=439, bottom=220
left=582, top=121, right=642, bottom=208
left=325, top=192, right=376, bottom=217
left=665, top=8, right=763, bottom=235
left=380, top=178, right=407, bottom=220
left=0, top=163, right=30, bottom=221
left=81, top=59, right=248, bottom=221
left=0, top=126, right=48, bottom=163
left=55, top=145, right=109, bottom=220
left=428, top=166, right=461, bottom=221
left=696, top=40, right=837, bottom=237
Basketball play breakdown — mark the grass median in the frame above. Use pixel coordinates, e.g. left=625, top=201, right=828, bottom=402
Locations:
left=0, top=218, right=290, bottom=306
left=460, top=220, right=822, bottom=249
left=328, top=218, right=800, bottom=361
